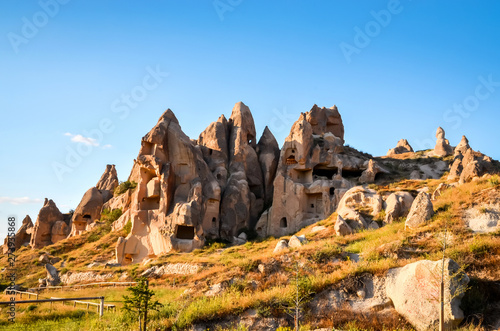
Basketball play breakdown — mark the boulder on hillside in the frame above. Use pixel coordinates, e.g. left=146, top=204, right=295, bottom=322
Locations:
left=387, top=139, right=413, bottom=156
left=405, top=192, right=434, bottom=229
left=431, top=183, right=451, bottom=200
left=273, top=239, right=288, bottom=253
left=386, top=259, right=469, bottom=331
left=433, top=127, right=453, bottom=157
left=384, top=191, right=414, bottom=224
left=288, top=234, right=307, bottom=248
left=45, top=263, right=61, bottom=286
left=337, top=206, right=367, bottom=230
left=337, top=186, right=384, bottom=218
left=334, top=215, right=353, bottom=236
left=3, top=215, right=33, bottom=254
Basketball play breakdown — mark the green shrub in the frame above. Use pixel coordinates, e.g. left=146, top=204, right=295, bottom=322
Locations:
left=469, top=238, right=492, bottom=257
left=101, top=208, right=123, bottom=224
left=311, top=243, right=341, bottom=264
left=488, top=175, right=499, bottom=186
left=26, top=304, right=38, bottom=312
left=124, top=219, right=132, bottom=235
left=115, top=181, right=137, bottom=195
left=238, top=259, right=259, bottom=273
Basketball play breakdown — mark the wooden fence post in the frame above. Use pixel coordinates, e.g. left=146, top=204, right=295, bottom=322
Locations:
left=100, top=297, right=104, bottom=317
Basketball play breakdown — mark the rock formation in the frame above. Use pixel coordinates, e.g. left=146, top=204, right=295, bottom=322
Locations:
left=448, top=139, right=495, bottom=183
left=260, top=105, right=374, bottom=238
left=257, top=127, right=280, bottom=208
left=405, top=192, right=434, bottom=229
left=386, top=258, right=469, bottom=331
left=109, top=102, right=387, bottom=263
left=2, top=215, right=33, bottom=254
left=95, top=164, right=119, bottom=201
left=359, top=159, right=389, bottom=183
left=454, top=135, right=470, bottom=156
left=116, top=109, right=219, bottom=264
left=433, top=127, right=453, bottom=157
left=30, top=199, right=69, bottom=249
left=387, top=139, right=413, bottom=156
left=69, top=165, right=119, bottom=237
left=220, top=102, right=266, bottom=238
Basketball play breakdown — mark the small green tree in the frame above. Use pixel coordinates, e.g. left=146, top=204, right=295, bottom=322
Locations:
left=122, top=277, right=163, bottom=331
left=282, top=261, right=314, bottom=331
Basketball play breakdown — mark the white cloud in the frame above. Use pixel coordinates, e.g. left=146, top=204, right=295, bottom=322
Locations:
left=64, top=133, right=99, bottom=146
left=102, top=144, right=112, bottom=149
left=0, top=197, right=43, bottom=205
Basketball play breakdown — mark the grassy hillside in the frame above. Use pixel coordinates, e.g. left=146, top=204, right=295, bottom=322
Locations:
left=1, top=174, right=500, bottom=330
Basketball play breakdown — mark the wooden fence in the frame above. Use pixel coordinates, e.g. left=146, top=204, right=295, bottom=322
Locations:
left=28, top=281, right=137, bottom=292
left=0, top=296, right=106, bottom=317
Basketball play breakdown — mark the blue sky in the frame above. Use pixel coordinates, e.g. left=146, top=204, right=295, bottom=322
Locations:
left=1, top=0, right=499, bottom=237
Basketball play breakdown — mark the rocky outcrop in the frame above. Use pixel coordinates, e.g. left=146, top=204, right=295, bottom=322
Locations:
left=387, top=139, right=413, bottom=156
left=433, top=127, right=453, bottom=157
left=96, top=164, right=119, bottom=200
left=448, top=145, right=495, bottom=183
left=116, top=109, right=219, bottom=264
left=140, top=263, right=200, bottom=278
left=30, top=199, right=69, bottom=249
left=405, top=192, right=434, bottom=229
left=220, top=102, right=265, bottom=238
left=3, top=215, right=33, bottom=254
left=198, top=114, right=229, bottom=190
left=359, top=159, right=389, bottom=183
left=306, top=104, right=344, bottom=142
left=454, top=135, right=470, bottom=156
left=69, top=187, right=104, bottom=237
left=384, top=192, right=414, bottom=224
left=386, top=259, right=469, bottom=331
left=69, top=165, right=121, bottom=237
left=60, top=271, right=114, bottom=285
left=263, top=105, right=372, bottom=238
left=257, top=126, right=280, bottom=208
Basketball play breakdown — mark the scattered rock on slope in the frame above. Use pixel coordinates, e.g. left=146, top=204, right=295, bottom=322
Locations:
left=45, top=264, right=60, bottom=286
left=465, top=204, right=500, bottom=233
left=334, top=215, right=353, bottom=236
left=384, top=191, right=414, bottom=224
left=405, top=192, right=434, bottom=229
